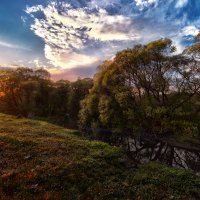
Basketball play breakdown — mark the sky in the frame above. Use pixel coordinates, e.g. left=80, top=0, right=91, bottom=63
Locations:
left=0, top=0, right=199, bottom=80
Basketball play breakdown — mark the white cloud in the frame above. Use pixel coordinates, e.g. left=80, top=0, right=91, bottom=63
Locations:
left=25, top=5, right=43, bottom=14
left=88, top=0, right=121, bottom=9
left=26, top=2, right=139, bottom=70
left=44, top=44, right=99, bottom=69
left=32, top=3, right=137, bottom=42
left=24, top=0, right=200, bottom=75
left=170, top=25, right=199, bottom=54
left=134, top=0, right=158, bottom=9
left=175, top=0, right=188, bottom=8
left=181, top=25, right=199, bottom=37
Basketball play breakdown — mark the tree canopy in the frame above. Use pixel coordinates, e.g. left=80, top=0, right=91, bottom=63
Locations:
left=79, top=38, right=200, bottom=138
left=0, top=67, right=93, bottom=127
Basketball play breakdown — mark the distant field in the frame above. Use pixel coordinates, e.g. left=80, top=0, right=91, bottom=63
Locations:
left=0, top=113, right=200, bottom=200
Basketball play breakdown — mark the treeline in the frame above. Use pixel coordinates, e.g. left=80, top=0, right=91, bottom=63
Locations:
left=0, top=68, right=93, bottom=127
left=0, top=35, right=200, bottom=138
left=79, top=37, right=200, bottom=140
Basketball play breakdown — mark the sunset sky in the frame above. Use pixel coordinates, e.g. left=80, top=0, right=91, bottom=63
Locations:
left=0, top=0, right=199, bottom=80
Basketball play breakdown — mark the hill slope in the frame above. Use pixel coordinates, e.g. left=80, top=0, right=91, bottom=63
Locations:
left=0, top=113, right=200, bottom=200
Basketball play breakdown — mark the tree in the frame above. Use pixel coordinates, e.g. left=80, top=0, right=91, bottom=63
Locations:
left=0, top=68, right=51, bottom=116
left=0, top=67, right=93, bottom=127
left=183, top=32, right=200, bottom=58
left=79, top=38, right=200, bottom=139
left=68, top=78, right=93, bottom=128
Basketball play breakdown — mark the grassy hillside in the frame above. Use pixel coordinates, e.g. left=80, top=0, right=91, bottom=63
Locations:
left=0, top=113, right=200, bottom=200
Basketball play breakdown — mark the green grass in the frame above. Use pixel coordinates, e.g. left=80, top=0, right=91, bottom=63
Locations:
left=0, top=113, right=200, bottom=200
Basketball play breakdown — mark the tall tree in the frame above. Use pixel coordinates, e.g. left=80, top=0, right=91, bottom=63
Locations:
left=79, top=38, right=200, bottom=138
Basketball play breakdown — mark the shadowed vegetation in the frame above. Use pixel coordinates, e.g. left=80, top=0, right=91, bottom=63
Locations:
left=1, top=36, right=200, bottom=199
left=0, top=113, right=200, bottom=200
left=79, top=38, right=200, bottom=143
left=0, top=68, right=93, bottom=128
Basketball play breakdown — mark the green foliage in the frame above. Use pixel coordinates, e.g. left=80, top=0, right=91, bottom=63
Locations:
left=133, top=162, right=200, bottom=199
left=79, top=38, right=200, bottom=139
left=146, top=38, right=176, bottom=53
left=0, top=68, right=93, bottom=127
left=68, top=78, right=93, bottom=127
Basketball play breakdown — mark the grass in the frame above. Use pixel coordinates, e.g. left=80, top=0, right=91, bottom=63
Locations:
left=0, top=113, right=200, bottom=199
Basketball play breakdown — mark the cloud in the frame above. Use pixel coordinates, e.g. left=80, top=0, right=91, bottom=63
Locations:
left=26, top=2, right=140, bottom=70
left=0, top=64, right=23, bottom=70
left=0, top=40, right=29, bottom=50
left=24, top=0, right=200, bottom=79
left=25, top=5, right=43, bottom=15
left=88, top=0, right=119, bottom=7
left=175, top=0, right=188, bottom=8
left=44, top=44, right=100, bottom=69
left=134, top=0, right=158, bottom=10
left=181, top=25, right=199, bottom=37
left=50, top=65, right=97, bottom=81
left=31, top=2, right=138, bottom=42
